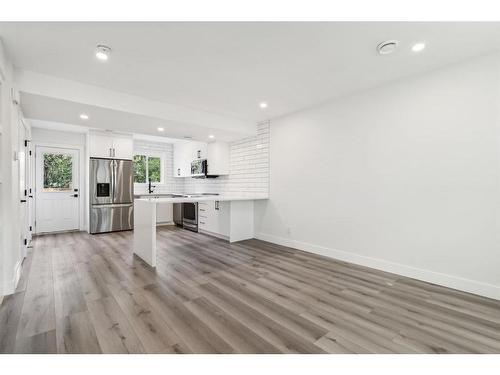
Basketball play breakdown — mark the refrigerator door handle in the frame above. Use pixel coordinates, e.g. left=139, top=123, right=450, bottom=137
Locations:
left=111, top=159, right=116, bottom=204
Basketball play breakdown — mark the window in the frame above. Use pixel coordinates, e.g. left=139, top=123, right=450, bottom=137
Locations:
left=43, top=153, right=74, bottom=191
left=133, top=154, right=163, bottom=183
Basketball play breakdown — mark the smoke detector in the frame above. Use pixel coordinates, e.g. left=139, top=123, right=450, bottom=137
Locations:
left=377, top=40, right=399, bottom=55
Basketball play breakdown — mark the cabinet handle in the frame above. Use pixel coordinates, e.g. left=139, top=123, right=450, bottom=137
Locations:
left=113, top=148, right=116, bottom=157
left=215, top=201, right=219, bottom=210
left=200, top=208, right=205, bottom=212
left=200, top=221, right=205, bottom=224
left=109, top=148, right=112, bottom=157
left=177, top=168, right=180, bottom=176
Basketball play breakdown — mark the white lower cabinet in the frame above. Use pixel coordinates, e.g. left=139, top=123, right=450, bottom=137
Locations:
left=198, top=201, right=230, bottom=239
left=198, top=200, right=254, bottom=242
left=156, top=203, right=173, bottom=224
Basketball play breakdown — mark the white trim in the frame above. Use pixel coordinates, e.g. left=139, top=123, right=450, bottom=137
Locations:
left=199, top=228, right=229, bottom=241
left=3, top=259, right=23, bottom=295
left=255, top=232, right=500, bottom=301
left=33, top=142, right=86, bottom=233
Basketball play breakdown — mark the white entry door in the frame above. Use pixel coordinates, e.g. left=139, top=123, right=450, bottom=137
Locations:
left=35, top=146, right=80, bottom=233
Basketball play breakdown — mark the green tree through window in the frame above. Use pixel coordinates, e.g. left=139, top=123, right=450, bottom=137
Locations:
left=43, top=153, right=73, bottom=191
left=133, top=155, right=147, bottom=183
left=148, top=157, right=161, bottom=182
left=133, top=154, right=162, bottom=183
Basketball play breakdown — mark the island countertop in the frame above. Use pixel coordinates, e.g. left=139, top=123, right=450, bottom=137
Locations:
left=134, top=194, right=268, bottom=204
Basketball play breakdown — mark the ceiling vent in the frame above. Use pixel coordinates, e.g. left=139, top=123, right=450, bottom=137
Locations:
left=377, top=40, right=399, bottom=55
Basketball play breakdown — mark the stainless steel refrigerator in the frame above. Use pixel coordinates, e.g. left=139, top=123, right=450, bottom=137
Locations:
left=90, top=158, right=134, bottom=234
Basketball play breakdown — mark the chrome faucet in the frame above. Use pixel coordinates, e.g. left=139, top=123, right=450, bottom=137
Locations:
left=148, top=180, right=156, bottom=194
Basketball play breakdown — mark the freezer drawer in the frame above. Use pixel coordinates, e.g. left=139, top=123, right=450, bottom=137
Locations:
left=90, top=203, right=134, bottom=234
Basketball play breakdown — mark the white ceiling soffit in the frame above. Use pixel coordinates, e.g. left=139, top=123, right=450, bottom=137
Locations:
left=3, top=22, right=500, bottom=122
left=20, top=92, right=248, bottom=142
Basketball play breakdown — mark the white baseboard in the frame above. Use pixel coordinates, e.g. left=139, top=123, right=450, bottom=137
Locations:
left=255, top=232, right=500, bottom=301
left=3, top=259, right=24, bottom=296
left=199, top=228, right=229, bottom=242
left=156, top=221, right=175, bottom=227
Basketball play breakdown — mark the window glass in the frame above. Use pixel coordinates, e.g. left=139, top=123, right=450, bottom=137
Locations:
left=133, top=155, right=147, bottom=183
left=133, top=154, right=162, bottom=183
left=43, top=153, right=73, bottom=191
left=148, top=157, right=161, bottom=183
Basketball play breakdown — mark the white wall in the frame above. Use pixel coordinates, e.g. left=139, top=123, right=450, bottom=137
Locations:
left=0, top=40, right=24, bottom=296
left=255, top=53, right=500, bottom=300
left=31, top=125, right=86, bottom=147
left=184, top=122, right=270, bottom=196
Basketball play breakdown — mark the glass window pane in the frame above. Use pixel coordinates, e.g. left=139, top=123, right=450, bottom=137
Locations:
left=43, top=153, right=73, bottom=191
left=148, top=157, right=161, bottom=182
left=133, top=155, right=147, bottom=183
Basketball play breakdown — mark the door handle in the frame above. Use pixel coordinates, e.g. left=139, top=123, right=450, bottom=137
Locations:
left=72, top=194, right=79, bottom=197
left=20, top=199, right=27, bottom=203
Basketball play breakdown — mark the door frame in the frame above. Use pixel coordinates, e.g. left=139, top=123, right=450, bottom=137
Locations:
left=18, top=117, right=31, bottom=257
left=33, top=142, right=86, bottom=234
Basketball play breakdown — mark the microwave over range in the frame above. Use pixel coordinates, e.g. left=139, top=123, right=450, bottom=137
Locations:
left=191, top=159, right=218, bottom=178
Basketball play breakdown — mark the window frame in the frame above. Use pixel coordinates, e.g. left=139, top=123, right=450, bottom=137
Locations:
left=133, top=152, right=165, bottom=185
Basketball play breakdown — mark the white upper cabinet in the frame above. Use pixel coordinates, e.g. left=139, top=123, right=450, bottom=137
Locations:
left=89, top=132, right=133, bottom=159
left=112, top=136, right=134, bottom=159
left=173, top=141, right=208, bottom=177
left=207, top=142, right=229, bottom=176
left=173, top=142, right=191, bottom=177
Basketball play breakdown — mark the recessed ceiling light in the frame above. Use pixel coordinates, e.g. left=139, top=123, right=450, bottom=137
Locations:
left=377, top=40, right=399, bottom=55
left=157, top=127, right=164, bottom=132
left=412, top=42, right=426, bottom=52
left=95, top=45, right=111, bottom=61
left=209, top=135, right=215, bottom=139
left=79, top=113, right=89, bottom=120
left=259, top=102, right=268, bottom=109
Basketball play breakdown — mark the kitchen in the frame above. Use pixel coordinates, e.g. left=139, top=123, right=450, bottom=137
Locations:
left=1, top=21, right=500, bottom=357
left=86, top=124, right=269, bottom=266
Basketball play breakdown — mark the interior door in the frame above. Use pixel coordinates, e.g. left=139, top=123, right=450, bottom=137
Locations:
left=35, top=146, right=80, bottom=233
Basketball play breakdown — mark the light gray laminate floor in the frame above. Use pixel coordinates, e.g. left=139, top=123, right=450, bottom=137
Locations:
left=1, top=226, right=500, bottom=354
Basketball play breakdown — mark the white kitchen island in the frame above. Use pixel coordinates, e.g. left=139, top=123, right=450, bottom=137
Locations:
left=133, top=195, right=268, bottom=267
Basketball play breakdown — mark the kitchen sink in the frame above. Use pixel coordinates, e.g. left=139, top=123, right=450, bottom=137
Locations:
left=134, top=193, right=219, bottom=199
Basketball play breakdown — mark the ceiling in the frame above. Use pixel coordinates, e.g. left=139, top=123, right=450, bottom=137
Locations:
left=21, top=93, right=246, bottom=142
left=2, top=22, right=500, bottom=124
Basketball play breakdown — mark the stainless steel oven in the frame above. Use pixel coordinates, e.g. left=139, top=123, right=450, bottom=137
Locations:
left=182, top=202, right=198, bottom=232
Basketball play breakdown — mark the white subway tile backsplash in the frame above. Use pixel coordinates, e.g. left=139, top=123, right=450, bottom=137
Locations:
left=133, top=122, right=269, bottom=197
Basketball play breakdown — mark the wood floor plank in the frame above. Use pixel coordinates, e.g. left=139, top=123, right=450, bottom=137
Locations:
left=107, top=282, right=193, bottom=353
left=140, top=282, right=233, bottom=353
left=59, top=311, right=102, bottom=354
left=16, top=246, right=56, bottom=339
left=5, top=226, right=498, bottom=354
left=14, top=330, right=57, bottom=354
left=184, top=297, right=282, bottom=353
left=86, top=296, right=146, bottom=353
left=0, top=292, right=25, bottom=353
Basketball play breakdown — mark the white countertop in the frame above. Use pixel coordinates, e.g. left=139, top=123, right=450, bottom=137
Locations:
left=134, top=194, right=268, bottom=204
